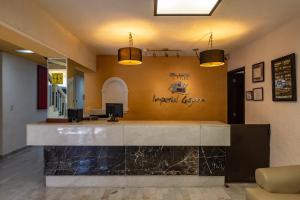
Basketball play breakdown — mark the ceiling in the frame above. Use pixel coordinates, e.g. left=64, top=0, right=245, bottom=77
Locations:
left=0, top=39, right=90, bottom=72
left=35, top=0, right=300, bottom=55
left=0, top=39, right=47, bottom=65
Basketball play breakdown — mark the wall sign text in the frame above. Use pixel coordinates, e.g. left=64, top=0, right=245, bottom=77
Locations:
left=152, top=72, right=205, bottom=107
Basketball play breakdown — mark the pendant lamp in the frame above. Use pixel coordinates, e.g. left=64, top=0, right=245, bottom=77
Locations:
left=198, top=33, right=225, bottom=67
left=118, top=33, right=142, bottom=65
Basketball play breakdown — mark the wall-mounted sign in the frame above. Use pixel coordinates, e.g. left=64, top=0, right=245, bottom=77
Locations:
left=169, top=72, right=189, bottom=80
left=153, top=94, right=205, bottom=107
left=153, top=72, right=205, bottom=107
left=51, top=73, right=64, bottom=84
left=169, top=81, right=188, bottom=94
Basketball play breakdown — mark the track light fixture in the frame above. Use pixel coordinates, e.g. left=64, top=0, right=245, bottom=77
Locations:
left=145, top=48, right=181, bottom=57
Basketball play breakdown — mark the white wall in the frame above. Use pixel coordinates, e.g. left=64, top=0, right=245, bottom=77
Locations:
left=0, top=53, right=2, bottom=155
left=228, top=17, right=300, bottom=166
left=0, top=52, right=47, bottom=155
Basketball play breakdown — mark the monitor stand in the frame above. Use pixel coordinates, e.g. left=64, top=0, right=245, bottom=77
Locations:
left=107, top=116, right=119, bottom=122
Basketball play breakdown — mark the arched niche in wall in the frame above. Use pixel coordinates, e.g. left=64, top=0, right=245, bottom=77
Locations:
left=101, top=77, right=128, bottom=112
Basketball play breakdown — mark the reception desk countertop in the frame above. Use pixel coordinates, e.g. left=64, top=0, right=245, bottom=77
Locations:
left=27, top=120, right=230, bottom=146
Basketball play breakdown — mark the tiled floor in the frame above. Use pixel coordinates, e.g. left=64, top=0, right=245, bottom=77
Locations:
left=0, top=147, right=254, bottom=200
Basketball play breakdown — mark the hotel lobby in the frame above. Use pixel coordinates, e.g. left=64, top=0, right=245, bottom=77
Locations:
left=0, top=0, right=300, bottom=200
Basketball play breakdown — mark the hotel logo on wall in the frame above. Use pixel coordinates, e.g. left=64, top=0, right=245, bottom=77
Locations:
left=153, top=72, right=205, bottom=106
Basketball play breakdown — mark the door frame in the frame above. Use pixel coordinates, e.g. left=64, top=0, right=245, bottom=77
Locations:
left=227, top=67, right=245, bottom=124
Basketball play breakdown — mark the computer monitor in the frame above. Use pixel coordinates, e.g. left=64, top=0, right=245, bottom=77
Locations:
left=68, top=109, right=83, bottom=122
left=106, top=103, right=123, bottom=122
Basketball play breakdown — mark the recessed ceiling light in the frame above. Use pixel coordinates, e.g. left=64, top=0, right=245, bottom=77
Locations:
left=154, top=0, right=222, bottom=16
left=15, top=49, right=34, bottom=54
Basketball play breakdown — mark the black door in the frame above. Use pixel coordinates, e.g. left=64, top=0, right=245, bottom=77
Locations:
left=228, top=67, right=245, bottom=124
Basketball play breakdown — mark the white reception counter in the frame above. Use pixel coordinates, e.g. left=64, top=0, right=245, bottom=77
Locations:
left=27, top=120, right=230, bottom=146
left=26, top=120, right=230, bottom=187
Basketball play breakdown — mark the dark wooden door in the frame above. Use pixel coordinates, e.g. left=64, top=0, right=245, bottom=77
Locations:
left=228, top=67, right=245, bottom=124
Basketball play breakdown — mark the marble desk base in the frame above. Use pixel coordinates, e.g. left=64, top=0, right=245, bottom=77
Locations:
left=44, top=146, right=226, bottom=187
left=44, top=146, right=226, bottom=176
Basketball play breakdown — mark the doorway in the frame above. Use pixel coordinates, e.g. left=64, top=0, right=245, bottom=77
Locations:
left=74, top=73, right=84, bottom=109
left=227, top=67, right=245, bottom=124
left=74, top=71, right=85, bottom=109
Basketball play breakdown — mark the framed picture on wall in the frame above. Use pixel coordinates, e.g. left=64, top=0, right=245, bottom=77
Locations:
left=252, top=62, right=265, bottom=83
left=246, top=91, right=253, bottom=101
left=253, top=87, right=264, bottom=101
left=271, top=53, right=297, bottom=101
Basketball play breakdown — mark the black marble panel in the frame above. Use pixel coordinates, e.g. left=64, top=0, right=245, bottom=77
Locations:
left=44, top=146, right=125, bottom=175
left=44, top=146, right=227, bottom=176
left=198, top=146, right=226, bottom=176
left=125, top=146, right=199, bottom=175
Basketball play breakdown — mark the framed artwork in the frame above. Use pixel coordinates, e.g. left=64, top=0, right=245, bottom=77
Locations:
left=253, top=87, right=264, bottom=101
left=51, top=73, right=64, bottom=85
left=252, top=62, right=265, bottom=83
left=246, top=91, right=253, bottom=101
left=271, top=53, right=297, bottom=101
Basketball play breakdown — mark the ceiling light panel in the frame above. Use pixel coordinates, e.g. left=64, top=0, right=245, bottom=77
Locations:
left=15, top=49, right=34, bottom=54
left=155, top=0, right=222, bottom=16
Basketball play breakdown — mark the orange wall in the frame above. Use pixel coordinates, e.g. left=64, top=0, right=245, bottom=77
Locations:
left=85, top=55, right=227, bottom=121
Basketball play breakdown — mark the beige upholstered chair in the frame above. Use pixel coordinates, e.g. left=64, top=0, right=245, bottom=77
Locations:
left=246, top=165, right=300, bottom=200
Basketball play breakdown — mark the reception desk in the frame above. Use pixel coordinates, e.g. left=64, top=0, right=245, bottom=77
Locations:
left=27, top=121, right=230, bottom=187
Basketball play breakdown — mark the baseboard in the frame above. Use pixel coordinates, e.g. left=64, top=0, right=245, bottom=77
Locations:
left=0, top=146, right=30, bottom=160
left=46, top=176, right=225, bottom=187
